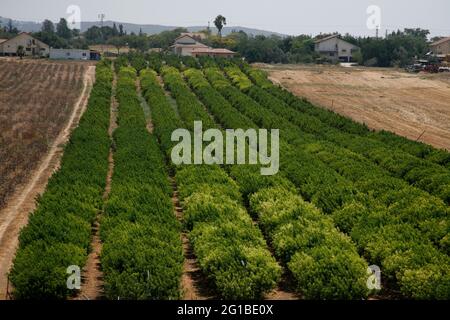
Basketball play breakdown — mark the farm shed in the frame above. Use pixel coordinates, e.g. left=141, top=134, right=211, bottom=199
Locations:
left=49, top=48, right=100, bottom=60
left=314, top=34, right=360, bottom=62
left=0, top=32, right=49, bottom=57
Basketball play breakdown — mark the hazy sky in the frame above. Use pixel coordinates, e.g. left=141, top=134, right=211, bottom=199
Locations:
left=2, top=0, right=449, bottom=36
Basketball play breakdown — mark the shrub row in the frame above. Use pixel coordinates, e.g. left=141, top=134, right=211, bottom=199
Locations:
left=182, top=67, right=371, bottom=299
left=237, top=65, right=450, bottom=204
left=256, top=72, right=450, bottom=168
left=160, top=66, right=216, bottom=131
left=10, top=61, right=113, bottom=299
left=204, top=65, right=450, bottom=299
left=224, top=66, right=450, bottom=253
left=250, top=185, right=369, bottom=299
left=140, top=68, right=281, bottom=299
left=100, top=66, right=183, bottom=299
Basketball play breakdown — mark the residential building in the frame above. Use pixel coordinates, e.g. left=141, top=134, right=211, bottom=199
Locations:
left=0, top=32, right=49, bottom=57
left=171, top=34, right=236, bottom=58
left=430, top=37, right=450, bottom=57
left=171, top=34, right=209, bottom=56
left=314, top=34, right=360, bottom=62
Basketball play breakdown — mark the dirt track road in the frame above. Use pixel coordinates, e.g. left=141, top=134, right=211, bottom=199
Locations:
left=256, top=64, right=450, bottom=151
left=0, top=66, right=96, bottom=300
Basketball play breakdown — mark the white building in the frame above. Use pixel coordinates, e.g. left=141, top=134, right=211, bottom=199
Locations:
left=314, top=34, right=360, bottom=62
left=0, top=32, right=49, bottom=57
left=50, top=48, right=90, bottom=60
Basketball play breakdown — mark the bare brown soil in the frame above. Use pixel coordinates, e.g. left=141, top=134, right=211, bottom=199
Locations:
left=0, top=59, right=93, bottom=210
left=256, top=64, right=450, bottom=151
left=0, top=63, right=96, bottom=300
left=75, top=69, right=118, bottom=301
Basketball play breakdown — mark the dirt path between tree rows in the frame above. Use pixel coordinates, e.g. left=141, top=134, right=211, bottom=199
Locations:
left=0, top=66, right=96, bottom=300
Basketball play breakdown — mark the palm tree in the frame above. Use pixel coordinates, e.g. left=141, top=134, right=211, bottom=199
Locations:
left=214, top=15, right=227, bottom=38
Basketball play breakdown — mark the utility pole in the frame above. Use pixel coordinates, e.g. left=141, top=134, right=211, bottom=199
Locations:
left=207, top=21, right=211, bottom=35
left=98, top=13, right=105, bottom=53
left=376, top=25, right=379, bottom=39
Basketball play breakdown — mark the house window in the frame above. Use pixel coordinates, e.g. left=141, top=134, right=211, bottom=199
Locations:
left=342, top=49, right=347, bottom=53
left=66, top=52, right=71, bottom=56
left=329, top=52, right=335, bottom=57
left=82, top=53, right=87, bottom=57
left=26, top=48, right=31, bottom=51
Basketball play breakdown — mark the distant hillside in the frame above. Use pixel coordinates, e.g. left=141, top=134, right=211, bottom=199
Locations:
left=0, top=17, right=286, bottom=37
left=0, top=16, right=41, bottom=33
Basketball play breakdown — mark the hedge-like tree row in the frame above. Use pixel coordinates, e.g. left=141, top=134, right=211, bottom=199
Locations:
left=10, top=61, right=113, bottom=299
left=201, top=64, right=450, bottom=299
left=244, top=64, right=450, bottom=168
left=255, top=72, right=450, bottom=168
left=239, top=64, right=450, bottom=196
left=182, top=68, right=371, bottom=299
left=220, top=68, right=449, bottom=253
left=140, top=69, right=281, bottom=299
left=100, top=66, right=183, bottom=299
left=160, top=66, right=216, bottom=131
left=238, top=66, right=450, bottom=203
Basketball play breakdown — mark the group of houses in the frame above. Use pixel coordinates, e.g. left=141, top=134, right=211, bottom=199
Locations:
left=0, top=31, right=235, bottom=60
left=1, top=31, right=450, bottom=63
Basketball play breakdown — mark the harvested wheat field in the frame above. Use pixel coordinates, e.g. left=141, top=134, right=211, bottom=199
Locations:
left=256, top=64, right=450, bottom=151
